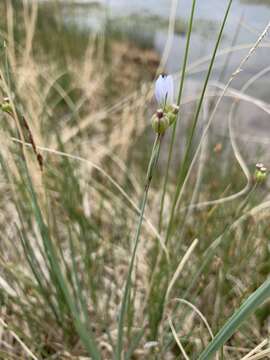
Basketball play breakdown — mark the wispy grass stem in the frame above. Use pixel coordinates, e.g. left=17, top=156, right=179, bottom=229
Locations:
left=115, top=134, right=162, bottom=359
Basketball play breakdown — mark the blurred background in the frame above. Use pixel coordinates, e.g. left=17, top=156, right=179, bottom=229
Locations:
left=8, top=0, right=269, bottom=156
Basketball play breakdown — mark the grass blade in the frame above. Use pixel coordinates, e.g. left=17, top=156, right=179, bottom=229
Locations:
left=165, top=0, right=233, bottom=245
left=198, top=278, right=270, bottom=360
left=21, top=162, right=101, bottom=360
left=115, top=135, right=162, bottom=359
left=159, top=0, right=197, bottom=232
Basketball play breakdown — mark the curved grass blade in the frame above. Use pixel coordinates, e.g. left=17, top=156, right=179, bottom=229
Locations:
left=198, top=278, right=270, bottom=360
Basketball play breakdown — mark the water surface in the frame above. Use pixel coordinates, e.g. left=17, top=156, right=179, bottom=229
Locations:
left=39, top=0, right=270, bottom=156
left=52, top=0, right=270, bottom=97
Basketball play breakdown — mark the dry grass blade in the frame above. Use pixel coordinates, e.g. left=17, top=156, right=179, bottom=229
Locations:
left=241, top=339, right=269, bottom=360
left=244, top=349, right=270, bottom=360
left=168, top=318, right=190, bottom=360
left=174, top=298, right=214, bottom=340
left=165, top=238, right=198, bottom=302
left=0, top=318, right=39, bottom=360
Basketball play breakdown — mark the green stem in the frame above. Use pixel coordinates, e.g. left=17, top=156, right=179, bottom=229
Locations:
left=235, top=182, right=257, bottom=216
left=165, top=0, right=233, bottom=246
left=159, top=0, right=197, bottom=232
left=115, top=134, right=162, bottom=359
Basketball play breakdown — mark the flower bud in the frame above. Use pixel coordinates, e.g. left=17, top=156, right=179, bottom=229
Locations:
left=1, top=97, right=12, bottom=114
left=151, top=109, right=170, bottom=134
left=256, top=163, right=264, bottom=170
left=254, top=163, right=267, bottom=183
left=167, top=104, right=179, bottom=125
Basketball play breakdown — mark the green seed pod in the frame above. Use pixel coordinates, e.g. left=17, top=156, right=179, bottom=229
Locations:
left=151, top=109, right=170, bottom=134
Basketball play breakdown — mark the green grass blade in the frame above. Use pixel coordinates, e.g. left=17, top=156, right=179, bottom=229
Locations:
left=124, top=327, right=146, bottom=360
left=198, top=278, right=270, bottom=360
left=165, top=0, right=233, bottom=245
left=21, top=163, right=101, bottom=360
left=159, top=0, right=197, bottom=232
left=18, top=225, right=62, bottom=324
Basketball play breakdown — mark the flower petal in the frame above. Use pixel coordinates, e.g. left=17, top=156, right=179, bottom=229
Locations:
left=165, top=75, right=174, bottom=105
left=154, top=74, right=174, bottom=105
left=154, top=75, right=164, bottom=104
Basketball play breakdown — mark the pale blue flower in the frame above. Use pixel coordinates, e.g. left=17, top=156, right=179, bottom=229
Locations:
left=154, top=74, right=174, bottom=106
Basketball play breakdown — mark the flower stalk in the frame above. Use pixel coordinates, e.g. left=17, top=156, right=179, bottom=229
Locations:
left=165, top=0, right=233, bottom=246
left=159, top=0, right=197, bottom=232
left=115, top=133, right=162, bottom=359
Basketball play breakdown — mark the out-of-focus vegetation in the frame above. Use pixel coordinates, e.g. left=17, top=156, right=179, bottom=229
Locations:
left=0, top=1, right=269, bottom=359
left=241, top=0, right=270, bottom=6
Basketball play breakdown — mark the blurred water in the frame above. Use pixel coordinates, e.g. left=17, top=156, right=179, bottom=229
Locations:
left=39, top=0, right=270, bottom=155
left=61, top=0, right=270, bottom=33
left=153, top=1, right=270, bottom=94
left=55, top=0, right=270, bottom=99
left=80, top=0, right=270, bottom=154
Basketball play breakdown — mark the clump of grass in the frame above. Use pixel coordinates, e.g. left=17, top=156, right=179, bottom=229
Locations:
left=0, top=1, right=270, bottom=359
